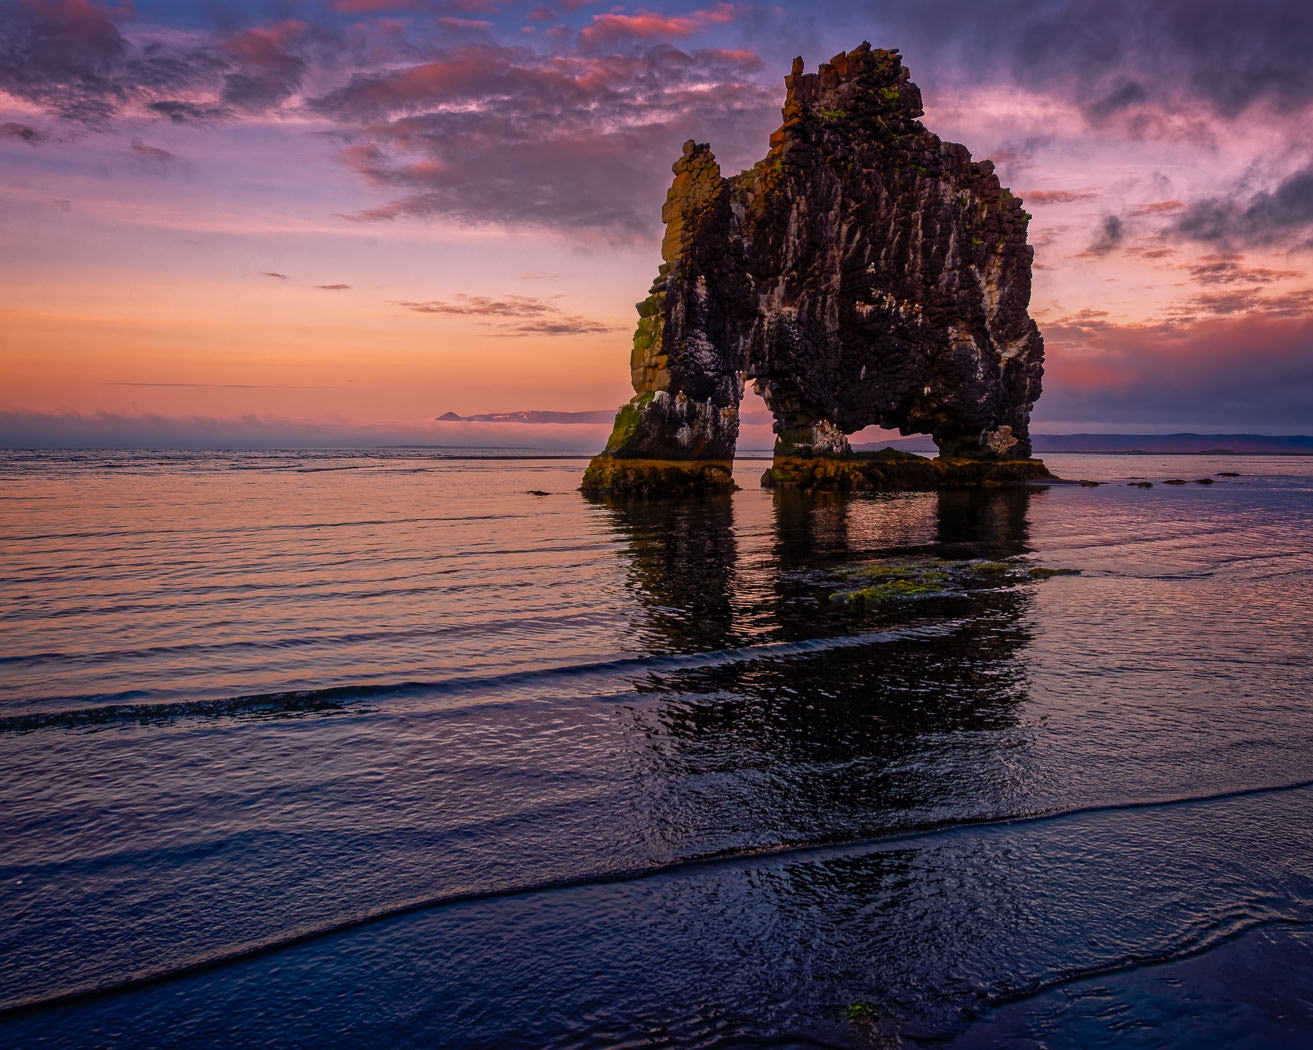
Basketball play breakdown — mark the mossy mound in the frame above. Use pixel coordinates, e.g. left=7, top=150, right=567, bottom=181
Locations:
left=829, top=556, right=1080, bottom=604
left=969, top=561, right=1014, bottom=575
left=580, top=455, right=736, bottom=497
left=835, top=559, right=952, bottom=603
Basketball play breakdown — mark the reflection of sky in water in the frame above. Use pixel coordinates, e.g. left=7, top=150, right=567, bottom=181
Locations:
left=2, top=452, right=1312, bottom=1046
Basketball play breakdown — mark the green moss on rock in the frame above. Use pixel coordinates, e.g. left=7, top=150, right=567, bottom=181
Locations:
left=603, top=393, right=656, bottom=454
left=580, top=455, right=736, bottom=497
left=827, top=555, right=1080, bottom=604
left=763, top=450, right=1052, bottom=492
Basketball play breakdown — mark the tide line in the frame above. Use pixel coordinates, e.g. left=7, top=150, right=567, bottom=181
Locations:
left=969, top=911, right=1313, bottom=1020
left=3, top=776, right=1312, bottom=1019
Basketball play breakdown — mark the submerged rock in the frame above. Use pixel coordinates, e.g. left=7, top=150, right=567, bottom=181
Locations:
left=584, top=44, right=1046, bottom=496
left=826, top=556, right=1080, bottom=605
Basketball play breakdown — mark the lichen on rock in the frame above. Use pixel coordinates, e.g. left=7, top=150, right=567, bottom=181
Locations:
left=583, top=44, right=1046, bottom=496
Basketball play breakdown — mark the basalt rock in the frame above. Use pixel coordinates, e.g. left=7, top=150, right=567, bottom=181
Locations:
left=583, top=44, right=1047, bottom=497
left=762, top=448, right=1052, bottom=492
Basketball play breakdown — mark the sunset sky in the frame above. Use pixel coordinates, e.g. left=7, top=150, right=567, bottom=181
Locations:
left=2, top=0, right=1311, bottom=448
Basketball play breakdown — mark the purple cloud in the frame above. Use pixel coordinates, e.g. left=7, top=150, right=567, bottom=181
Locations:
left=1, top=120, right=43, bottom=143
left=396, top=293, right=619, bottom=335
left=0, top=2, right=312, bottom=127
left=1173, top=163, right=1313, bottom=249
left=316, top=43, right=772, bottom=235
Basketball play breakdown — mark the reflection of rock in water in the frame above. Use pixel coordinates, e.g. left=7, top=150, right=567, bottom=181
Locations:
left=772, top=489, right=944, bottom=563
left=770, top=486, right=1035, bottom=562
left=598, top=494, right=739, bottom=653
left=601, top=487, right=1042, bottom=850
left=935, top=487, right=1036, bottom=558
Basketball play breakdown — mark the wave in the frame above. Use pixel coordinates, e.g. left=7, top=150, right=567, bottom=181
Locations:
left=0, top=623, right=959, bottom=732
left=0, top=511, right=523, bottom=545
left=3, top=777, right=1310, bottom=1019
left=973, top=911, right=1313, bottom=1018
left=0, top=609, right=612, bottom=669
left=0, top=549, right=609, bottom=622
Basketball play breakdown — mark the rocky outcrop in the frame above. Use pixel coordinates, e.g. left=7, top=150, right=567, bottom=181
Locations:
left=763, top=448, right=1051, bottom=492
left=583, top=44, right=1045, bottom=496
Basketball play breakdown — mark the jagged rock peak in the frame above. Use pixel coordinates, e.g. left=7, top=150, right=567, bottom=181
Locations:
left=584, top=44, right=1046, bottom=494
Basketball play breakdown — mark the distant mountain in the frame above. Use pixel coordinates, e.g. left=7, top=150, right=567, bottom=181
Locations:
left=437, top=410, right=615, bottom=425
left=855, top=433, right=1313, bottom=454
left=1030, top=433, right=1313, bottom=454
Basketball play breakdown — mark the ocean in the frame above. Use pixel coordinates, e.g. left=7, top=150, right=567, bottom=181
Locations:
left=2, top=448, right=1311, bottom=1048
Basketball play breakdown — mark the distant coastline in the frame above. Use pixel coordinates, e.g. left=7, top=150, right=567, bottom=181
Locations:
left=2, top=433, right=1311, bottom=455
left=856, top=433, right=1313, bottom=455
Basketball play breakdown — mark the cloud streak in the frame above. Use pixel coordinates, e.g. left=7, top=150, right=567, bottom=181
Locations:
left=1021, top=189, right=1098, bottom=205
left=0, top=410, right=612, bottom=450
left=130, top=137, right=174, bottom=164
left=437, top=409, right=615, bottom=423
left=396, top=293, right=620, bottom=335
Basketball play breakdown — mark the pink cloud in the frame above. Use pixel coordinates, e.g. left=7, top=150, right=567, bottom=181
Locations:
left=1021, top=189, right=1098, bottom=205
left=1132, top=200, right=1185, bottom=216
left=579, top=11, right=703, bottom=46
left=578, top=4, right=746, bottom=48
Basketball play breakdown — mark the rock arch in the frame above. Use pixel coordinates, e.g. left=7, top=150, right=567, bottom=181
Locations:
left=584, top=45, right=1046, bottom=495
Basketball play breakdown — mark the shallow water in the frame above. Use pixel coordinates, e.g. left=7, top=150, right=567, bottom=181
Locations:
left=2, top=449, right=1311, bottom=1047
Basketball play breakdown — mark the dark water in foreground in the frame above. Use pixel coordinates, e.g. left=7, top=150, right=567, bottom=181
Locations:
left=2, top=449, right=1312, bottom=1048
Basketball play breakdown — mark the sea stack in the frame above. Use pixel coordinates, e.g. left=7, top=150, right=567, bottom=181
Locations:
left=583, top=44, right=1049, bottom=495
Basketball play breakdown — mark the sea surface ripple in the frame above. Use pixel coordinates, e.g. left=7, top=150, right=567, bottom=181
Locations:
left=2, top=449, right=1311, bottom=1048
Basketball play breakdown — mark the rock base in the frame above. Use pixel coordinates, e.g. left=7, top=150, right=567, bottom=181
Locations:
left=581, top=456, right=737, bottom=497
left=761, top=449, right=1053, bottom=492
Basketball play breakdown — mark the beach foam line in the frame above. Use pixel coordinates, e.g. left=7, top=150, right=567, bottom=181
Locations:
left=0, top=622, right=958, bottom=732
left=3, top=777, right=1312, bottom=1019
left=969, top=911, right=1313, bottom=1021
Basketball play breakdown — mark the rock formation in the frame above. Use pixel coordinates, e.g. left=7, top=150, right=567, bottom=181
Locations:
left=583, top=44, right=1047, bottom=495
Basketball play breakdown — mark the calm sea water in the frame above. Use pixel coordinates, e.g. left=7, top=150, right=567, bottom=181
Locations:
left=2, top=448, right=1312, bottom=1048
